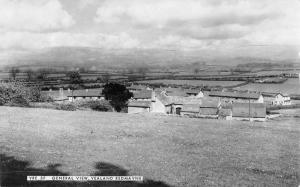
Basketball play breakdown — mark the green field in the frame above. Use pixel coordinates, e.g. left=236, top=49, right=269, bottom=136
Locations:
left=237, top=79, right=300, bottom=95
left=137, top=79, right=244, bottom=87
left=0, top=107, right=299, bottom=186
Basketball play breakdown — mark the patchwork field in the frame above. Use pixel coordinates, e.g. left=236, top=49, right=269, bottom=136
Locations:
left=237, top=78, right=300, bottom=95
left=0, top=107, right=299, bottom=186
left=137, top=79, right=244, bottom=87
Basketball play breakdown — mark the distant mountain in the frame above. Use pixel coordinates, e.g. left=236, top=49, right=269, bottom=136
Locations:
left=1, top=46, right=299, bottom=70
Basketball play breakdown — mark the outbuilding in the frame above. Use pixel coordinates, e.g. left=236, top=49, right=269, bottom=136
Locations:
left=232, top=103, right=267, bottom=121
left=127, top=100, right=152, bottom=114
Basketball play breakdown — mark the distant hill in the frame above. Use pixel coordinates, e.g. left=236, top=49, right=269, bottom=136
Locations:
left=1, top=46, right=299, bottom=70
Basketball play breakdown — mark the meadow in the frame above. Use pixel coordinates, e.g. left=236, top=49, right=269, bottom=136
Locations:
left=237, top=78, right=300, bottom=95
left=137, top=79, right=244, bottom=87
left=1, top=107, right=299, bottom=186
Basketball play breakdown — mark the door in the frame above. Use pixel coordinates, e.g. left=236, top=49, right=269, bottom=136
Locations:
left=176, top=107, right=181, bottom=115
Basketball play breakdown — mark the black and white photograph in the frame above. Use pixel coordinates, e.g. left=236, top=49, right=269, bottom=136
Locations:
left=0, top=0, right=299, bottom=186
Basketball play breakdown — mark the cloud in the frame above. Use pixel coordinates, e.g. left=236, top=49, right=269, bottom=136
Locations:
left=94, top=0, right=300, bottom=48
left=94, top=0, right=278, bottom=27
left=0, top=0, right=74, bottom=32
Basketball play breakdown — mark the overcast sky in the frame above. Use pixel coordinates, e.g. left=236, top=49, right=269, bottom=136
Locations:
left=0, top=0, right=300, bottom=64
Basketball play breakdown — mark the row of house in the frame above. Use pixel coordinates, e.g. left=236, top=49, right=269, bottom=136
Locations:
left=44, top=84, right=291, bottom=107
left=127, top=88, right=268, bottom=121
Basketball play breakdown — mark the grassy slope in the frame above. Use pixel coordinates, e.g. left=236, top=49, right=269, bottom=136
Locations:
left=0, top=107, right=299, bottom=186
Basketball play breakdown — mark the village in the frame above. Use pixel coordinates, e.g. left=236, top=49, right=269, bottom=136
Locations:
left=41, top=82, right=296, bottom=122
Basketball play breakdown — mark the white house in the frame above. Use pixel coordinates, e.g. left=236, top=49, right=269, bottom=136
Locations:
left=128, top=100, right=151, bottom=114
left=67, top=89, right=104, bottom=102
left=263, top=92, right=291, bottom=106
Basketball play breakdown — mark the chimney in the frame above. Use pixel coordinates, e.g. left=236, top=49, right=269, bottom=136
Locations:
left=86, top=89, right=89, bottom=92
left=49, top=88, right=52, bottom=92
left=59, top=88, right=63, bottom=93
left=68, top=88, right=71, bottom=93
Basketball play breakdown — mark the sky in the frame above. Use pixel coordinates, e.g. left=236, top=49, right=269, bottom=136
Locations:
left=0, top=0, right=300, bottom=65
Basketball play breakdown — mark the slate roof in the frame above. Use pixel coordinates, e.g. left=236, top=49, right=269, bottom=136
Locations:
left=155, top=91, right=172, bottom=106
left=165, top=91, right=188, bottom=97
left=168, top=96, right=202, bottom=105
left=133, top=90, right=153, bottom=99
left=262, top=92, right=289, bottom=97
left=209, top=91, right=261, bottom=100
left=232, top=103, right=266, bottom=118
left=67, top=89, right=103, bottom=97
left=199, top=108, right=219, bottom=115
left=200, top=98, right=220, bottom=108
left=128, top=100, right=152, bottom=108
left=127, top=84, right=147, bottom=91
left=185, top=89, right=202, bottom=94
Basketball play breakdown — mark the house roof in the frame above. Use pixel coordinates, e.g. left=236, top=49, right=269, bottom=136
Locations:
left=127, top=84, right=147, bottom=90
left=184, top=89, right=201, bottom=94
left=168, top=96, right=202, bottom=105
left=133, top=90, right=153, bottom=99
left=209, top=91, right=261, bottom=100
left=232, top=103, right=266, bottom=118
left=200, top=98, right=220, bottom=108
left=67, top=89, right=103, bottom=97
left=262, top=92, right=289, bottom=97
left=155, top=91, right=172, bottom=106
left=181, top=104, right=200, bottom=113
left=165, top=91, right=188, bottom=97
left=199, top=108, right=219, bottom=115
left=128, top=100, right=151, bottom=108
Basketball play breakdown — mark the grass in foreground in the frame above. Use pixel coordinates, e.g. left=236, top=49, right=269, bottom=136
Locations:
left=0, top=107, right=299, bottom=186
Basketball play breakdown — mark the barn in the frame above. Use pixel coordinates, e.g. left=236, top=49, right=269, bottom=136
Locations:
left=199, top=99, right=221, bottom=118
left=67, top=89, right=104, bottom=102
left=232, top=103, right=266, bottom=121
left=181, top=104, right=200, bottom=117
left=127, top=100, right=152, bottom=114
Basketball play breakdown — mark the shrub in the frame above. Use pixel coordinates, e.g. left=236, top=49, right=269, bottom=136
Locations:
left=102, top=83, right=133, bottom=112
left=0, top=82, right=30, bottom=107
left=75, top=100, right=113, bottom=112
left=56, top=103, right=77, bottom=111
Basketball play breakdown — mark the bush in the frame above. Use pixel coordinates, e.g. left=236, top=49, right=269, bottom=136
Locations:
left=56, top=103, right=77, bottom=111
left=0, top=82, right=30, bottom=107
left=75, top=100, right=113, bottom=112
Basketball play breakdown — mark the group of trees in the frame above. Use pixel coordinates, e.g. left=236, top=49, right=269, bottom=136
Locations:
left=0, top=82, right=51, bottom=107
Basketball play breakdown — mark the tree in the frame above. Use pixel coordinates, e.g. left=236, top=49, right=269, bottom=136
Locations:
left=102, top=83, right=133, bottom=112
left=67, top=71, right=83, bottom=100
left=25, top=69, right=34, bottom=81
left=102, top=72, right=110, bottom=84
left=67, top=71, right=82, bottom=85
left=36, top=69, right=49, bottom=82
left=9, top=67, right=20, bottom=80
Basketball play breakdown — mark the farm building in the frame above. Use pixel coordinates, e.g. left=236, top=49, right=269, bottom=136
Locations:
left=151, top=91, right=172, bottom=113
left=184, top=89, right=204, bottom=98
left=42, top=88, right=69, bottom=102
left=209, top=91, right=264, bottom=104
left=262, top=92, right=291, bottom=106
left=163, top=87, right=188, bottom=97
left=133, top=90, right=155, bottom=101
left=218, top=108, right=232, bottom=120
left=67, top=89, right=104, bottom=102
left=127, top=84, right=150, bottom=92
left=232, top=103, right=266, bottom=121
left=181, top=104, right=200, bottom=117
left=128, top=100, right=152, bottom=114
left=198, top=99, right=221, bottom=118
